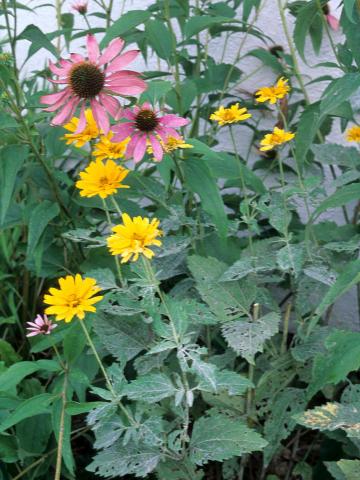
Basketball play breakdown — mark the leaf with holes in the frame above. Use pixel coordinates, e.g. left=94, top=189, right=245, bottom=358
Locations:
left=221, top=312, right=280, bottom=364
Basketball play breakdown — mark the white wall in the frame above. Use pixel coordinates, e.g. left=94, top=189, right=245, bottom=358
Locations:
left=3, top=0, right=358, bottom=329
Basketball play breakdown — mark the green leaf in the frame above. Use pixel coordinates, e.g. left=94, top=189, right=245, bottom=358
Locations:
left=124, top=373, right=176, bottom=403
left=184, top=15, right=234, bottom=38
left=314, top=259, right=360, bottom=319
left=308, top=330, right=360, bottom=398
left=0, top=393, right=56, bottom=432
left=320, top=73, right=360, bottom=117
left=145, top=20, right=173, bottom=60
left=337, top=460, right=360, bottom=479
left=87, top=440, right=161, bottom=477
left=63, top=322, right=87, bottom=364
left=296, top=402, right=360, bottom=439
left=294, top=103, right=320, bottom=171
left=293, top=1, right=321, bottom=60
left=221, top=312, right=280, bottom=364
left=0, top=145, right=28, bottom=223
left=190, top=413, right=267, bottom=465
left=0, top=361, right=39, bottom=391
left=312, top=143, right=360, bottom=168
left=188, top=255, right=256, bottom=321
left=198, top=369, right=253, bottom=396
left=343, top=0, right=357, bottom=22
left=183, top=158, right=228, bottom=237
left=95, top=314, right=152, bottom=364
left=311, top=184, right=360, bottom=220
left=26, top=201, right=60, bottom=258
left=140, top=80, right=172, bottom=105
left=18, top=24, right=58, bottom=58
left=100, top=10, right=151, bottom=47
left=0, top=112, right=18, bottom=129
left=263, top=388, right=306, bottom=465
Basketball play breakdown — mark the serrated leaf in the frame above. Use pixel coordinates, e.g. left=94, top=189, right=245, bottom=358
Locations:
left=320, top=74, right=360, bottom=117
left=308, top=330, right=360, bottom=398
left=221, top=312, right=280, bottom=363
left=312, top=143, right=360, bottom=168
left=87, top=440, right=161, bottom=478
left=311, top=184, right=360, bottom=220
left=198, top=369, right=253, bottom=396
left=95, top=314, right=152, bottom=364
left=189, top=413, right=267, bottom=465
left=26, top=201, right=60, bottom=258
left=296, top=402, right=360, bottom=439
left=263, top=388, right=306, bottom=465
left=188, top=255, right=256, bottom=321
left=124, top=373, right=176, bottom=403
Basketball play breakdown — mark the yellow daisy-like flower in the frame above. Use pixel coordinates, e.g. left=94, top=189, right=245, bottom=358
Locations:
left=107, top=213, right=163, bottom=263
left=63, top=109, right=100, bottom=147
left=210, top=103, right=252, bottom=126
left=260, top=127, right=295, bottom=151
left=76, top=159, right=130, bottom=199
left=44, top=274, right=103, bottom=323
left=93, top=131, right=130, bottom=161
left=147, top=135, right=193, bottom=156
left=346, top=125, right=360, bottom=142
left=255, top=77, right=290, bottom=104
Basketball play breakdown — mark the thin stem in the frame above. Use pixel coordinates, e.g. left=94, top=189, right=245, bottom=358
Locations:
left=102, top=198, right=124, bottom=287
left=54, top=369, right=68, bottom=480
left=229, top=125, right=253, bottom=252
left=79, top=319, right=136, bottom=424
left=281, top=302, right=292, bottom=354
left=110, top=196, right=123, bottom=217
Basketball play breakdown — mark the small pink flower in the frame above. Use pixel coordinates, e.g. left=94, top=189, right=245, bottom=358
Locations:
left=72, top=1, right=88, bottom=14
left=112, top=102, right=189, bottom=162
left=41, top=34, right=147, bottom=134
left=26, top=314, right=57, bottom=337
left=325, top=13, right=339, bottom=31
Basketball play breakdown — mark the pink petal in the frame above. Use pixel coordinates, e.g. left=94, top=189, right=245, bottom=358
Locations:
left=26, top=331, right=41, bottom=337
left=75, top=103, right=87, bottom=133
left=35, top=316, right=44, bottom=326
left=326, top=14, right=339, bottom=31
left=155, top=126, right=180, bottom=141
left=160, top=114, right=189, bottom=127
left=49, top=61, right=70, bottom=76
left=98, top=93, right=121, bottom=118
left=112, top=122, right=135, bottom=141
left=59, top=59, right=73, bottom=68
left=99, top=38, right=125, bottom=66
left=106, top=80, right=147, bottom=96
left=105, top=50, right=140, bottom=73
left=26, top=322, right=39, bottom=328
left=43, top=90, right=73, bottom=112
left=133, top=135, right=147, bottom=163
left=51, top=97, right=78, bottom=125
left=41, top=88, right=69, bottom=105
left=125, top=132, right=141, bottom=159
left=121, top=108, right=136, bottom=120
left=105, top=71, right=142, bottom=82
left=49, top=78, right=69, bottom=84
left=142, top=102, right=152, bottom=110
left=70, top=53, right=85, bottom=63
left=149, top=135, right=163, bottom=161
left=87, top=34, right=100, bottom=63
left=91, top=99, right=110, bottom=134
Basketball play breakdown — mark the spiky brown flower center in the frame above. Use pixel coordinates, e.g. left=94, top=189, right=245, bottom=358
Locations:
left=69, top=62, right=105, bottom=99
left=135, top=109, right=159, bottom=132
left=39, top=323, right=50, bottom=333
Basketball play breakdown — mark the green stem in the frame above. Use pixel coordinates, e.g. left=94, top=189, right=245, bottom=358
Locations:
left=229, top=125, right=253, bottom=253
left=281, top=302, right=292, bottom=354
left=102, top=198, right=124, bottom=287
left=54, top=368, right=68, bottom=480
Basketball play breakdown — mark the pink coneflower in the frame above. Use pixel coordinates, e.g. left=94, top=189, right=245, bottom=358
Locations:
left=40, top=34, right=147, bottom=134
left=26, top=314, right=57, bottom=337
left=72, top=1, right=88, bottom=14
left=112, top=102, right=189, bottom=162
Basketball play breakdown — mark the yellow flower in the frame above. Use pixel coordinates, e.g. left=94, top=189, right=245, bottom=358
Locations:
left=147, top=135, right=193, bottom=156
left=260, top=127, right=295, bottom=151
left=63, top=109, right=99, bottom=147
left=44, top=274, right=103, bottom=323
left=76, top=159, right=130, bottom=199
left=255, top=77, right=290, bottom=104
left=210, top=103, right=252, bottom=126
left=346, top=125, right=360, bottom=142
left=93, top=132, right=130, bottom=161
left=107, top=213, right=163, bottom=263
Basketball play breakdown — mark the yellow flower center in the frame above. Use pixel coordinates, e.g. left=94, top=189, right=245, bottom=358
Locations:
left=67, top=294, right=81, bottom=308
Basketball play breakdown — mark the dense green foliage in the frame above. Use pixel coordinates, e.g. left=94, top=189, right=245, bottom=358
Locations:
left=0, top=0, right=359, bottom=479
